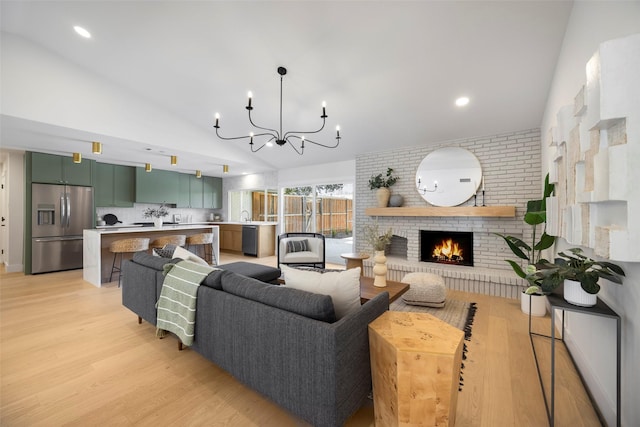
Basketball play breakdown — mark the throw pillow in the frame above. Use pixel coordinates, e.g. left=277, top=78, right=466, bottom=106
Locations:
left=280, top=265, right=361, bottom=319
left=286, top=239, right=309, bottom=253
left=172, top=245, right=209, bottom=267
left=153, top=244, right=177, bottom=258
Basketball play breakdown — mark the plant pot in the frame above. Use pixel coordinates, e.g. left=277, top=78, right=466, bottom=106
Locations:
left=521, top=291, right=547, bottom=317
left=153, top=218, right=163, bottom=228
left=376, top=188, right=391, bottom=208
left=563, top=279, right=597, bottom=307
left=372, top=250, right=387, bottom=287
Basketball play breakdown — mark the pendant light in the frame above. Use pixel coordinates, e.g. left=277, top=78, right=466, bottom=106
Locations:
left=72, top=153, right=82, bottom=163
left=92, top=141, right=102, bottom=154
left=145, top=163, right=152, bottom=172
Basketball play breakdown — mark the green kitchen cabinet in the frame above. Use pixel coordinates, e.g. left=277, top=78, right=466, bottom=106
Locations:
left=30, top=152, right=94, bottom=186
left=135, top=168, right=179, bottom=204
left=177, top=174, right=205, bottom=208
left=177, top=173, right=191, bottom=208
left=203, top=176, right=222, bottom=209
left=95, top=163, right=135, bottom=207
left=189, top=175, right=204, bottom=208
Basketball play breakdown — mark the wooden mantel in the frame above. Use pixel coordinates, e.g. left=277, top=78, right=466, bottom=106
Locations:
left=365, top=206, right=516, bottom=217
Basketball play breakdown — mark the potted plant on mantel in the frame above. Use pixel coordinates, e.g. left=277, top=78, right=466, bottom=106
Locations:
left=495, top=173, right=557, bottom=316
left=143, top=203, right=170, bottom=228
left=547, top=248, right=625, bottom=307
left=363, top=222, right=393, bottom=287
left=368, top=168, right=399, bottom=208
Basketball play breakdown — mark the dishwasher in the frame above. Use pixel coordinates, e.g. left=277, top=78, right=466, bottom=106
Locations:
left=242, top=225, right=258, bottom=256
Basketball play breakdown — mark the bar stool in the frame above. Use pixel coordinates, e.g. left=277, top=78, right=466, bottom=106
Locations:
left=109, top=238, right=150, bottom=287
left=149, top=234, right=186, bottom=251
left=186, top=233, right=215, bottom=265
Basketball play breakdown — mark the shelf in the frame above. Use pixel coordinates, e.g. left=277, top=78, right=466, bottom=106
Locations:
left=365, top=206, right=516, bottom=218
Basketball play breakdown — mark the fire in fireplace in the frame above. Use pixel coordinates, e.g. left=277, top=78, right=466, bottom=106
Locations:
left=420, top=230, right=474, bottom=266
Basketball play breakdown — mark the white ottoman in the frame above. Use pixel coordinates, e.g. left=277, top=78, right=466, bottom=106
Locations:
left=401, top=272, right=446, bottom=308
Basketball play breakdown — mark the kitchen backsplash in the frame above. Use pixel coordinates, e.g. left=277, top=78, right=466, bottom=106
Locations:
left=96, top=203, right=224, bottom=226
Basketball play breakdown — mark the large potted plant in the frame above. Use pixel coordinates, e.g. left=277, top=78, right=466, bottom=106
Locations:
left=368, top=168, right=399, bottom=208
left=495, top=173, right=558, bottom=316
left=551, top=248, right=625, bottom=307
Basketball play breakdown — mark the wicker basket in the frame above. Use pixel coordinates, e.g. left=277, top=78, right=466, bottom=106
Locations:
left=109, top=238, right=150, bottom=253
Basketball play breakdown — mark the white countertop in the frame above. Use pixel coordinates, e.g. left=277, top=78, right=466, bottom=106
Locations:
left=208, top=221, right=278, bottom=226
left=91, top=224, right=219, bottom=234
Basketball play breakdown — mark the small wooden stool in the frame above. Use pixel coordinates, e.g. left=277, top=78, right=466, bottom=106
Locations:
left=109, top=238, right=150, bottom=287
left=149, top=234, right=186, bottom=250
left=186, top=233, right=215, bottom=265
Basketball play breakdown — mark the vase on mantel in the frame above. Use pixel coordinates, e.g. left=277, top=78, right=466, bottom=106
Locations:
left=372, top=250, right=388, bottom=287
left=153, top=218, right=163, bottom=228
left=376, top=188, right=391, bottom=208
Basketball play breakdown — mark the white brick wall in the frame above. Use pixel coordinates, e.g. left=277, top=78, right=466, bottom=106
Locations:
left=356, top=128, right=542, bottom=298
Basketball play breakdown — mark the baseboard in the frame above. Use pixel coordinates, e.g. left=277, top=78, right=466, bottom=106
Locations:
left=4, top=262, right=24, bottom=273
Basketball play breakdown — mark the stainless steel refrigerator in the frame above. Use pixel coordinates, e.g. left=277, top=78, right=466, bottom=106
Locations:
left=31, top=183, right=94, bottom=274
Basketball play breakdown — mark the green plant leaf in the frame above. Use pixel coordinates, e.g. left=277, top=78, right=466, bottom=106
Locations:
left=580, top=272, right=601, bottom=294
left=599, top=261, right=626, bottom=276
left=533, top=233, right=555, bottom=251
left=505, top=260, right=527, bottom=278
left=543, top=173, right=555, bottom=198
left=494, top=233, right=530, bottom=260
left=524, top=199, right=546, bottom=225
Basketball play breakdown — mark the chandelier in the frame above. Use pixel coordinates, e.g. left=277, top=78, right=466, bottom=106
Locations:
left=214, top=67, right=341, bottom=155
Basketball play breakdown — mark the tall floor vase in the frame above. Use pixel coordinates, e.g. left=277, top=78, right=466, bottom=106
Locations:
left=372, top=250, right=388, bottom=287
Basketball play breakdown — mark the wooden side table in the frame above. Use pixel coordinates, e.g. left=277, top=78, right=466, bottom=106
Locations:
left=369, top=311, right=464, bottom=426
left=340, top=252, right=370, bottom=275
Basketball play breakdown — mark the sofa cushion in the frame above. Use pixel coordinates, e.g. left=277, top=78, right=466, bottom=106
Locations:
left=217, top=262, right=281, bottom=283
left=221, top=271, right=336, bottom=323
left=200, top=269, right=227, bottom=290
left=280, top=265, right=361, bottom=319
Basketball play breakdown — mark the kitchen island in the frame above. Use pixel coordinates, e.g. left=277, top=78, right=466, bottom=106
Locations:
left=208, top=222, right=277, bottom=257
left=83, top=224, right=219, bottom=287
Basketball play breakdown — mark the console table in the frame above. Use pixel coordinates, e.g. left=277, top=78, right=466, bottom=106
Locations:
left=529, top=292, right=621, bottom=426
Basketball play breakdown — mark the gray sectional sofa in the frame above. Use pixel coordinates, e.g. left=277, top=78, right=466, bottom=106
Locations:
left=121, top=252, right=389, bottom=427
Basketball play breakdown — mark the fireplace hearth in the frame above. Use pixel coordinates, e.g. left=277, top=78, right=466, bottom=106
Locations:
left=420, top=230, right=474, bottom=267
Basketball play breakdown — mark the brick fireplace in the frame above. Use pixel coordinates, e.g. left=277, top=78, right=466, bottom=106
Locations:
left=355, top=128, right=541, bottom=299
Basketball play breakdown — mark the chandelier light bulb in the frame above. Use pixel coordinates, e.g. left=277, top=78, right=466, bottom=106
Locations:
left=73, top=26, right=91, bottom=38
left=247, top=91, right=253, bottom=108
left=266, top=141, right=273, bottom=148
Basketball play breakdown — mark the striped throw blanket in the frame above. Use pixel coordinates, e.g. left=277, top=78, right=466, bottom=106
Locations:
left=156, top=260, right=216, bottom=346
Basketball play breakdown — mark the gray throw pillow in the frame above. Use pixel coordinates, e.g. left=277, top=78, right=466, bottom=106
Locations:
left=286, top=239, right=309, bottom=253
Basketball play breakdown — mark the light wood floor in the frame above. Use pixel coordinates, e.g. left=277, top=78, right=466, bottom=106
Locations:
left=1, top=253, right=602, bottom=426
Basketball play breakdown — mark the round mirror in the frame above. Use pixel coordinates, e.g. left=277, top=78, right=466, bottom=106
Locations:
left=415, top=147, right=482, bottom=207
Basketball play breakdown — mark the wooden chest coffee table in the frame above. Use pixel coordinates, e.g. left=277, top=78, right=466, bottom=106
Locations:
left=360, top=276, right=409, bottom=304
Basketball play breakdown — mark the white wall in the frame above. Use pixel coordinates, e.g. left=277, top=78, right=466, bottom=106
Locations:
left=0, top=150, right=25, bottom=272
left=540, top=2, right=640, bottom=426
left=277, top=159, right=355, bottom=188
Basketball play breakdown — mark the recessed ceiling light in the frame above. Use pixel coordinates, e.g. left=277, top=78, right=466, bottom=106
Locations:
left=73, top=26, right=91, bottom=39
left=455, top=96, right=470, bottom=107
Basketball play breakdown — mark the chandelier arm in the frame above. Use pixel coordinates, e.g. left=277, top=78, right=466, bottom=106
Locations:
left=287, top=134, right=341, bottom=149
left=285, top=139, right=304, bottom=155
left=215, top=127, right=275, bottom=141
left=282, top=118, right=326, bottom=140
left=248, top=110, right=281, bottom=138
left=250, top=136, right=277, bottom=152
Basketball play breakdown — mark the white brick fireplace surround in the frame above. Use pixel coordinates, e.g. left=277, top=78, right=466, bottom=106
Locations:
left=356, top=128, right=541, bottom=299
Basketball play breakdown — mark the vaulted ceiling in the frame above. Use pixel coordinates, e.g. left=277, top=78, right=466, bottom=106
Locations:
left=1, top=1, right=573, bottom=177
